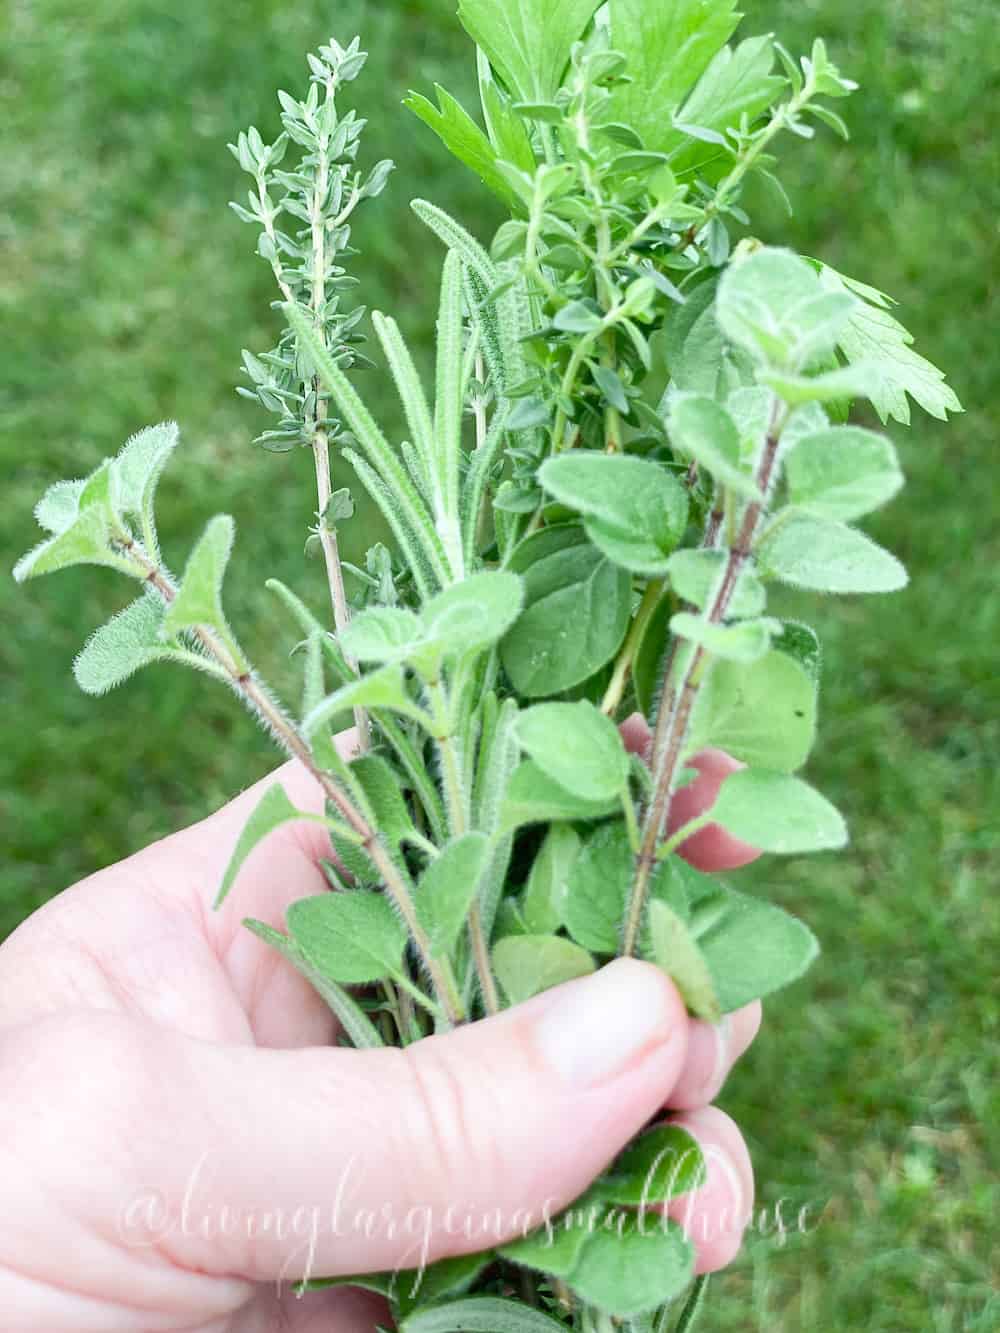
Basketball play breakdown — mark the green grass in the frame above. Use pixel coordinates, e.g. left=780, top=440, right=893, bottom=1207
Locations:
left=1, top=1, right=997, bottom=1328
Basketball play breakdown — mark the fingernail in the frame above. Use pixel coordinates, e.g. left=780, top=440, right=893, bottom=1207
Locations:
left=536, top=958, right=677, bottom=1087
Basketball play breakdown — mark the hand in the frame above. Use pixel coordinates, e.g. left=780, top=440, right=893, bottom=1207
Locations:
left=0, top=724, right=761, bottom=1333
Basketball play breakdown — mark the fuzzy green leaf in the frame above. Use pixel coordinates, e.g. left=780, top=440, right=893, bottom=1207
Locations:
left=422, top=570, right=525, bottom=664
left=566, top=1213, right=695, bottom=1315
left=500, top=761, right=620, bottom=832
left=683, top=878, right=820, bottom=1012
left=113, top=421, right=178, bottom=535
left=563, top=821, right=632, bottom=953
left=73, top=594, right=213, bottom=696
left=785, top=425, right=903, bottom=521
left=647, top=898, right=723, bottom=1022
left=670, top=612, right=780, bottom=662
left=241, top=919, right=383, bottom=1049
left=492, top=933, right=595, bottom=1005
left=538, top=455, right=688, bottom=575
left=161, top=515, right=242, bottom=663
left=34, top=478, right=86, bottom=535
left=759, top=513, right=908, bottom=593
left=594, top=1123, right=707, bottom=1205
left=500, top=1209, right=596, bottom=1278
left=667, top=549, right=765, bottom=618
left=521, top=825, right=581, bottom=934
left=340, top=608, right=423, bottom=663
left=216, top=783, right=329, bottom=908
left=287, top=890, right=408, bottom=986
left=14, top=503, right=123, bottom=582
left=716, top=248, right=854, bottom=368
left=416, top=832, right=491, bottom=954
left=666, top=394, right=763, bottom=500
left=710, top=768, right=848, bottom=853
left=513, top=702, right=630, bottom=802
left=501, top=525, right=631, bottom=696
left=759, top=361, right=881, bottom=405
left=303, top=666, right=429, bottom=737
left=458, top=0, right=602, bottom=102
left=685, top=649, right=817, bottom=772
left=350, top=755, right=415, bottom=848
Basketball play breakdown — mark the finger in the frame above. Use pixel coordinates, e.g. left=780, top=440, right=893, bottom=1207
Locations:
left=618, top=720, right=759, bottom=872
left=101, top=961, right=691, bottom=1282
left=663, top=1105, right=754, bottom=1274
left=273, top=1283, right=391, bottom=1333
left=665, top=1002, right=762, bottom=1111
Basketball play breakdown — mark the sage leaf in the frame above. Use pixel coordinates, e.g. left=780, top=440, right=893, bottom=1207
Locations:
left=758, top=514, right=908, bottom=593
left=500, top=1208, right=597, bottom=1277
left=492, top=934, right=595, bottom=1005
left=666, top=394, right=763, bottom=500
left=784, top=425, right=903, bottom=521
left=216, top=783, right=329, bottom=908
left=538, top=454, right=688, bottom=575
left=710, top=768, right=848, bottom=853
left=303, top=666, right=429, bottom=738
left=241, top=919, right=383, bottom=1049
left=563, top=821, right=632, bottom=953
left=287, top=889, right=408, bottom=986
left=513, top=701, right=631, bottom=802
left=501, top=524, right=631, bottom=696
left=350, top=755, right=415, bottom=848
left=685, top=649, right=817, bottom=772
left=593, top=1123, right=706, bottom=1206
left=112, top=421, right=178, bottom=534
left=74, top=594, right=208, bottom=696
left=161, top=515, right=243, bottom=665
left=416, top=832, right=491, bottom=954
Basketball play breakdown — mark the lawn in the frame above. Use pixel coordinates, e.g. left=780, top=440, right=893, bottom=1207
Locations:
left=1, top=0, right=997, bottom=1328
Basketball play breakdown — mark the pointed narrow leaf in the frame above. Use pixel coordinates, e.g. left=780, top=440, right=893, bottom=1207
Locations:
left=113, top=421, right=179, bottom=532
left=241, top=919, right=383, bottom=1049
left=350, top=755, right=416, bottom=847
left=303, top=665, right=430, bottom=737
left=416, top=832, right=491, bottom=954
left=405, top=85, right=524, bottom=212
left=161, top=515, right=241, bottom=658
left=216, top=783, right=329, bottom=907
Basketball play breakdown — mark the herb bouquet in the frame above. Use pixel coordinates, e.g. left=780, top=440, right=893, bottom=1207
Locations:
left=14, top=2, right=960, bottom=1330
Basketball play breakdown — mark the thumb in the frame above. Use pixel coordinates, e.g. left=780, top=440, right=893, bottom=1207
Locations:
left=116, top=960, right=689, bottom=1282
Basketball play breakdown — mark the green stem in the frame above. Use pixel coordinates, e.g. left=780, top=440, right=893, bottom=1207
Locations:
left=674, top=1276, right=710, bottom=1333
left=601, top=579, right=665, bottom=716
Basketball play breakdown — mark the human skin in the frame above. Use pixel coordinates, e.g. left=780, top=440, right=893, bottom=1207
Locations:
left=0, top=722, right=761, bottom=1332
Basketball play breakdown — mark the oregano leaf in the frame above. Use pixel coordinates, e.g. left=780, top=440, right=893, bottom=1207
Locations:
left=492, top=934, right=595, bottom=1005
left=287, top=889, right=408, bottom=986
left=709, top=768, right=848, bottom=853
left=416, top=832, right=491, bottom=955
left=513, top=701, right=631, bottom=802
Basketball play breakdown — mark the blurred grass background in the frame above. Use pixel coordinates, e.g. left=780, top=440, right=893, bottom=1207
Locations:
left=1, top=0, right=997, bottom=1327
